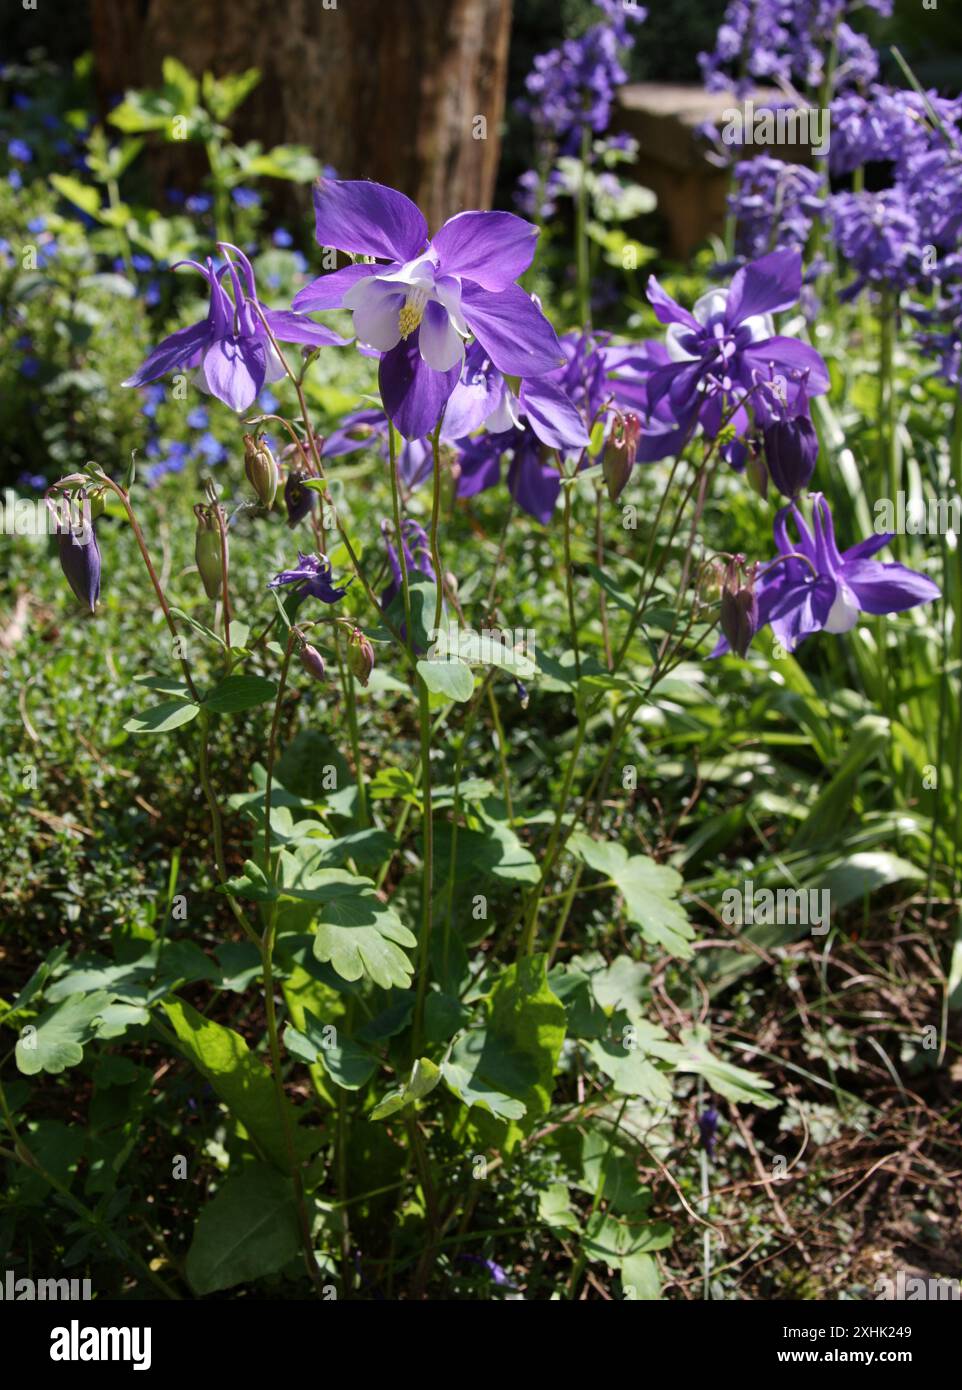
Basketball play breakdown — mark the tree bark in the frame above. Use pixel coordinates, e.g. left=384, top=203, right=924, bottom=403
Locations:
left=89, top=0, right=513, bottom=229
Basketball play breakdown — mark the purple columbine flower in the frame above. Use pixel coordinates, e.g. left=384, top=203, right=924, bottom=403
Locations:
left=713, top=493, right=941, bottom=656
left=642, top=249, right=830, bottom=454
left=268, top=551, right=350, bottom=604
left=292, top=179, right=565, bottom=440
left=123, top=242, right=348, bottom=413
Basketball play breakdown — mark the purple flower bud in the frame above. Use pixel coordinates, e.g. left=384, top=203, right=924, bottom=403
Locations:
left=243, top=432, right=278, bottom=508
left=57, top=505, right=101, bottom=613
left=719, top=557, right=758, bottom=658
left=347, top=628, right=375, bottom=688
left=299, top=642, right=326, bottom=682
left=763, top=416, right=818, bottom=497
left=284, top=468, right=316, bottom=528
left=602, top=411, right=641, bottom=502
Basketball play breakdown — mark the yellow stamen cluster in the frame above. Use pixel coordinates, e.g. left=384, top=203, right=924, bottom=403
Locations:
left=398, top=290, right=428, bottom=339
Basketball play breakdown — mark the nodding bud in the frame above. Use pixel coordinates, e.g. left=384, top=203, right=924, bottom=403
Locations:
left=719, top=556, right=758, bottom=658
left=602, top=412, right=641, bottom=502
left=299, top=642, right=326, bottom=682
left=194, top=503, right=227, bottom=600
left=347, top=628, right=375, bottom=688
left=763, top=416, right=818, bottom=498
left=243, top=433, right=278, bottom=508
left=284, top=468, right=316, bottom=528
left=56, top=490, right=100, bottom=613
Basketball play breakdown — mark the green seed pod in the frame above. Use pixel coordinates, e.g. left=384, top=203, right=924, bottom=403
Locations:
left=194, top=504, right=227, bottom=600
left=244, top=432, right=278, bottom=508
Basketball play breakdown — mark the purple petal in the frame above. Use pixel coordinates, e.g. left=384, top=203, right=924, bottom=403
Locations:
left=263, top=309, right=350, bottom=349
left=726, top=249, right=801, bottom=324
left=646, top=275, right=698, bottom=329
left=520, top=378, right=590, bottom=450
left=842, top=530, right=894, bottom=563
left=122, top=320, right=208, bottom=387
left=441, top=350, right=505, bottom=441
left=507, top=444, right=562, bottom=524
left=769, top=575, right=836, bottom=651
left=461, top=283, right=564, bottom=378
left=842, top=560, right=941, bottom=614
left=379, top=336, right=461, bottom=441
left=456, top=436, right=505, bottom=498
left=432, top=210, right=538, bottom=291
left=312, top=179, right=428, bottom=263
left=203, top=337, right=266, bottom=413
left=292, top=263, right=379, bottom=312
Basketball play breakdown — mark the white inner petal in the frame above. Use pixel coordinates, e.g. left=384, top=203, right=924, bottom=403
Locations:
left=823, top=580, right=860, bottom=633
left=666, top=323, right=697, bottom=362
left=693, top=288, right=729, bottom=324
left=351, top=285, right=405, bottom=352
left=486, top=386, right=523, bottom=433
left=742, top=311, right=776, bottom=343
left=419, top=301, right=465, bottom=372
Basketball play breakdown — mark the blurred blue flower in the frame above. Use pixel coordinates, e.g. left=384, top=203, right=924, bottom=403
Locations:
left=231, top=187, right=260, bottom=210
left=8, top=138, right=32, bottom=163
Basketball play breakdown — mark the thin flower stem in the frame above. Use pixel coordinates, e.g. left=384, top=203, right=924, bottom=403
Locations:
left=336, top=629, right=368, bottom=827
left=429, top=420, right=445, bottom=633
left=487, top=682, right=514, bottom=823
left=94, top=474, right=201, bottom=702
left=264, top=628, right=296, bottom=873
left=411, top=427, right=448, bottom=1057
left=562, top=471, right=581, bottom=678
left=596, top=485, right=612, bottom=669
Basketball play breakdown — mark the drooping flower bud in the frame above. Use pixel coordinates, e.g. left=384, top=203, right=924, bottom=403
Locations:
left=347, top=628, right=375, bottom=688
left=194, top=503, right=227, bottom=600
left=602, top=412, right=641, bottom=502
left=56, top=491, right=100, bottom=613
left=299, top=642, right=326, bottom=682
left=243, top=433, right=278, bottom=508
left=719, top=556, right=758, bottom=658
left=763, top=416, right=818, bottom=497
left=284, top=468, right=316, bottom=529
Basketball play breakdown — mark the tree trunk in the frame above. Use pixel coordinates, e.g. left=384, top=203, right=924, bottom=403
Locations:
left=90, top=0, right=513, bottom=229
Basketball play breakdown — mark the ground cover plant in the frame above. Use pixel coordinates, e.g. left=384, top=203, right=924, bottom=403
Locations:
left=1, top=0, right=961, bottom=1305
